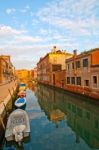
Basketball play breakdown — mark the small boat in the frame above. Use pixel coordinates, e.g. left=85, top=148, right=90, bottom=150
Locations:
left=18, top=91, right=26, bottom=97
left=19, top=83, right=26, bottom=91
left=5, top=109, right=30, bottom=145
left=15, top=97, right=26, bottom=109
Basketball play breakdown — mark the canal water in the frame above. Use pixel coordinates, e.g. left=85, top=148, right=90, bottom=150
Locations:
left=1, top=84, right=99, bottom=150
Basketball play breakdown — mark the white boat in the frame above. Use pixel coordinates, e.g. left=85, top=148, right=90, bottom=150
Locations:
left=5, top=109, right=30, bottom=144
left=15, top=97, right=26, bottom=108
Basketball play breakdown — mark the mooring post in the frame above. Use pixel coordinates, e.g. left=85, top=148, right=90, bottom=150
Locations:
left=3, top=102, right=7, bottom=116
left=8, top=89, right=13, bottom=100
left=0, top=115, right=5, bottom=130
left=12, top=87, right=15, bottom=94
left=8, top=88, right=14, bottom=111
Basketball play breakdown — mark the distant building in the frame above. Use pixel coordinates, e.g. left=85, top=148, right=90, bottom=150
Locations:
left=0, top=55, right=15, bottom=84
left=31, top=67, right=37, bottom=81
left=37, top=46, right=73, bottom=86
left=66, top=48, right=99, bottom=99
left=15, top=69, right=30, bottom=83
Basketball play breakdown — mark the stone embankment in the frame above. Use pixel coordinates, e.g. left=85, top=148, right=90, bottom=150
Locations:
left=0, top=80, right=18, bottom=142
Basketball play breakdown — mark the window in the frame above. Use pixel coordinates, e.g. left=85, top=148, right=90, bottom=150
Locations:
left=83, top=58, right=88, bottom=67
left=84, top=80, right=89, bottom=86
left=67, top=77, right=70, bottom=84
left=76, top=60, right=80, bottom=68
left=76, top=77, right=81, bottom=85
left=72, top=62, right=74, bottom=69
left=72, top=105, right=76, bottom=113
left=77, top=108, right=82, bottom=117
left=93, top=76, right=98, bottom=88
left=93, top=76, right=97, bottom=84
left=71, top=77, right=75, bottom=84
left=52, top=64, right=61, bottom=71
left=86, top=112, right=90, bottom=120
left=67, top=64, right=70, bottom=71
left=68, top=103, right=71, bottom=110
left=94, top=120, right=98, bottom=129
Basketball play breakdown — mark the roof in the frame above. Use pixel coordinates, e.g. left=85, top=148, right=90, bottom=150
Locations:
left=66, top=48, right=99, bottom=63
left=37, top=50, right=72, bottom=65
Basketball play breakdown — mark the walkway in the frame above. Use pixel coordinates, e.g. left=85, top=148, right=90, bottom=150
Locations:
left=0, top=80, right=18, bottom=104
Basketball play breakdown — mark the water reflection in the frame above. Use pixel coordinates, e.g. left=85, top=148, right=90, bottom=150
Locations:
left=36, top=84, right=99, bottom=149
left=2, top=84, right=99, bottom=150
left=50, top=109, right=65, bottom=128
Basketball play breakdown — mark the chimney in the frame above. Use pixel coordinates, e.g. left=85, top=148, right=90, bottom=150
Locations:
left=52, top=46, right=57, bottom=53
left=73, top=49, right=77, bottom=76
left=73, top=49, right=77, bottom=57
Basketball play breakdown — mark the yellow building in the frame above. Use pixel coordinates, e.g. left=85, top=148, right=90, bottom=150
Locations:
left=37, top=46, right=72, bottom=86
left=15, top=69, right=31, bottom=84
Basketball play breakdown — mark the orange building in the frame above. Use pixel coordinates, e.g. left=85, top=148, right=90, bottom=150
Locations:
left=15, top=69, right=31, bottom=84
left=37, top=46, right=72, bottom=86
left=65, top=48, right=99, bottom=99
left=0, top=55, right=15, bottom=84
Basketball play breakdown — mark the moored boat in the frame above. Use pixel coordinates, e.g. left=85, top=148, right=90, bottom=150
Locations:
left=15, top=97, right=26, bottom=109
left=19, top=82, right=26, bottom=91
left=5, top=109, right=30, bottom=145
left=18, top=91, right=26, bottom=97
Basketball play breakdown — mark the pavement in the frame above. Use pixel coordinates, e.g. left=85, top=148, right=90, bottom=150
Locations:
left=0, top=80, right=18, bottom=104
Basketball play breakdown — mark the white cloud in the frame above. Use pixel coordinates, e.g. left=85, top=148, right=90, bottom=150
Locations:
left=25, top=5, right=30, bottom=10
left=39, top=29, right=48, bottom=35
left=1, top=39, right=98, bottom=69
left=1, top=0, right=99, bottom=69
left=30, top=12, right=34, bottom=17
left=6, top=8, right=16, bottom=14
left=19, top=5, right=30, bottom=13
left=0, top=25, right=44, bottom=50
left=15, top=35, right=43, bottom=43
left=32, top=19, right=40, bottom=25
left=0, top=25, right=26, bottom=37
left=37, top=0, right=99, bottom=37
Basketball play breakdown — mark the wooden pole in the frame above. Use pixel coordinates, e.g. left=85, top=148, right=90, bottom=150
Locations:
left=12, top=87, right=14, bottom=93
left=3, top=102, right=7, bottom=115
left=8, top=89, right=13, bottom=99
left=0, top=115, right=5, bottom=130
left=8, top=89, right=14, bottom=112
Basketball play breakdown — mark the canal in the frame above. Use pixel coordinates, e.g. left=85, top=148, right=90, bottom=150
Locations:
left=1, top=84, right=99, bottom=150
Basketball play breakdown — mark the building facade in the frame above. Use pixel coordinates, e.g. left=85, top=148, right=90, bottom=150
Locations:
left=37, top=46, right=72, bottom=86
left=0, top=55, right=15, bottom=84
left=15, top=69, right=31, bottom=84
left=65, top=49, right=99, bottom=99
left=31, top=67, right=37, bottom=81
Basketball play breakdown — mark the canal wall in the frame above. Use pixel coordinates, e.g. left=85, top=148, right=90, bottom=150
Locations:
left=38, top=82, right=99, bottom=103
left=38, top=77, right=99, bottom=100
left=0, top=80, right=19, bottom=143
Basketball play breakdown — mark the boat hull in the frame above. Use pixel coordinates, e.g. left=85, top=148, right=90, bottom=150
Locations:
left=15, top=97, right=26, bottom=109
left=5, top=109, right=30, bottom=142
left=6, top=132, right=29, bottom=142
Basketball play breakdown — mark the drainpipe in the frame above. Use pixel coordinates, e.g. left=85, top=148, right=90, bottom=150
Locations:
left=73, top=50, right=77, bottom=76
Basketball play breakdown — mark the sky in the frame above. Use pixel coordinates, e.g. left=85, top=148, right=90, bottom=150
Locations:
left=0, top=0, right=99, bottom=69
